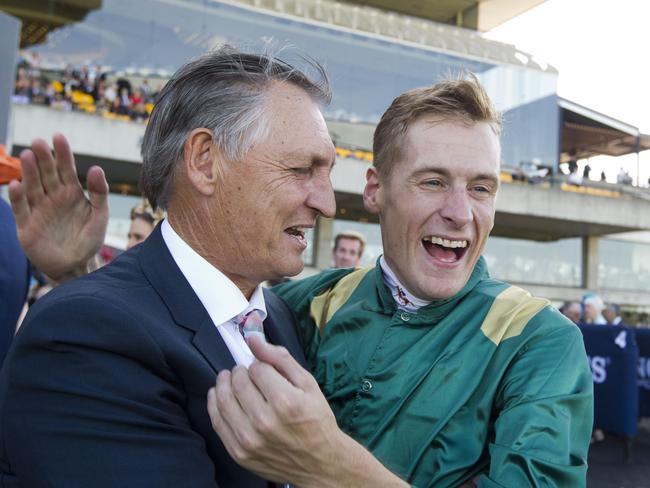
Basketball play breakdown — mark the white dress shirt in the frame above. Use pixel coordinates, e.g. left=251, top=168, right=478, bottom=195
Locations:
left=161, top=219, right=266, bottom=367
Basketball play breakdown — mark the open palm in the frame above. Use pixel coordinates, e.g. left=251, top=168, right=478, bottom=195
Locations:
left=9, top=133, right=109, bottom=282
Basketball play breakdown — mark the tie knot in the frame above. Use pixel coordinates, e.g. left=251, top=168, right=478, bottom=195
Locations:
left=237, top=309, right=266, bottom=342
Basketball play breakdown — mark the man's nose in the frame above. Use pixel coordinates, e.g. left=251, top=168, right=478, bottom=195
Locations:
left=439, top=188, right=473, bottom=228
left=309, top=173, right=336, bottom=218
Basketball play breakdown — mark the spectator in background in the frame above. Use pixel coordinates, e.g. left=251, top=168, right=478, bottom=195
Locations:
left=127, top=200, right=165, bottom=249
left=582, top=294, right=606, bottom=325
left=582, top=162, right=591, bottom=180
left=104, top=82, right=117, bottom=107
left=113, top=87, right=132, bottom=116
left=600, top=170, right=606, bottom=182
left=568, top=166, right=582, bottom=186
left=130, top=89, right=144, bottom=106
left=12, top=67, right=30, bottom=104
left=567, top=154, right=578, bottom=175
left=603, top=303, right=625, bottom=326
left=332, top=230, right=365, bottom=268
left=561, top=301, right=582, bottom=324
left=0, top=198, right=31, bottom=367
left=50, top=91, right=71, bottom=111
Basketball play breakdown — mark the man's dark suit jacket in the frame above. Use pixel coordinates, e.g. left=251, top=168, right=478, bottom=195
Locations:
left=0, top=225, right=306, bottom=487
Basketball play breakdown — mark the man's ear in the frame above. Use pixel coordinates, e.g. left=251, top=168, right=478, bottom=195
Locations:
left=183, top=128, right=223, bottom=196
left=363, top=166, right=382, bottom=214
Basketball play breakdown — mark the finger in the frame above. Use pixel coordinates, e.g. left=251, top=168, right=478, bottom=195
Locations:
left=214, top=370, right=257, bottom=442
left=86, top=166, right=109, bottom=209
left=31, top=138, right=61, bottom=194
left=248, top=335, right=314, bottom=390
left=52, top=133, right=79, bottom=185
left=207, top=387, right=246, bottom=460
left=19, top=148, right=45, bottom=205
left=247, top=360, right=297, bottom=407
left=8, top=179, right=30, bottom=227
left=230, top=365, right=269, bottom=419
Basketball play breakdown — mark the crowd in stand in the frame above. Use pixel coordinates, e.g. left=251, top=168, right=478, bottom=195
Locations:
left=13, top=58, right=158, bottom=122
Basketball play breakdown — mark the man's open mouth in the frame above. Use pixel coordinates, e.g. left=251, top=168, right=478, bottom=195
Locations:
left=285, top=226, right=307, bottom=243
left=422, top=235, right=469, bottom=263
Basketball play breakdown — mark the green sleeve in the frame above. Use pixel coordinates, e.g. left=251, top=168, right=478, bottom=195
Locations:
left=478, top=311, right=593, bottom=488
left=272, top=268, right=353, bottom=366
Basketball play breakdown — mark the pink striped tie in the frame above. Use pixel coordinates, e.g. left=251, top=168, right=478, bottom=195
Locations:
left=236, top=309, right=266, bottom=342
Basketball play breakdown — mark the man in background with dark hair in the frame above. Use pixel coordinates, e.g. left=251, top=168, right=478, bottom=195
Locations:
left=332, top=230, right=365, bottom=268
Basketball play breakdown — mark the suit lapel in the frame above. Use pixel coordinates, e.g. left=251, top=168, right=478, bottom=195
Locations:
left=138, top=224, right=235, bottom=373
left=263, top=289, right=308, bottom=369
left=192, top=317, right=236, bottom=372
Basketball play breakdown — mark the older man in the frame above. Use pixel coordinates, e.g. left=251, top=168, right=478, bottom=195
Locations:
left=8, top=73, right=592, bottom=485
left=0, top=47, right=402, bottom=486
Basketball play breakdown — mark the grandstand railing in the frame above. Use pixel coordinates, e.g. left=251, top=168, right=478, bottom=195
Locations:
left=227, top=0, right=550, bottom=70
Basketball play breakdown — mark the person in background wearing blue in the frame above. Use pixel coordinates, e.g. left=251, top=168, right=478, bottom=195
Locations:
left=0, top=197, right=30, bottom=367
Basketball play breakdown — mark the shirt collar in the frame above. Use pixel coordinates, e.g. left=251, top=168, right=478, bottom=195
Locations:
left=371, top=255, right=489, bottom=323
left=161, top=219, right=267, bottom=326
left=379, top=256, right=431, bottom=311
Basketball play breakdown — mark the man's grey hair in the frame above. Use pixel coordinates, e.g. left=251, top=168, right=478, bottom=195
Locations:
left=140, top=45, right=331, bottom=209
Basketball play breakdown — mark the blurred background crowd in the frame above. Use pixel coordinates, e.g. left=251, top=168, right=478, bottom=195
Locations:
left=12, top=55, right=160, bottom=122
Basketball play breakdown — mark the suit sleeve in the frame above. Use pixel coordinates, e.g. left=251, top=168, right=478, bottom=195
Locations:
left=477, top=314, right=593, bottom=488
left=0, top=293, right=217, bottom=487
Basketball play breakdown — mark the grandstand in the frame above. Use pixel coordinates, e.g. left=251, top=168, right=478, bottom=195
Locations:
left=3, top=0, right=650, bottom=313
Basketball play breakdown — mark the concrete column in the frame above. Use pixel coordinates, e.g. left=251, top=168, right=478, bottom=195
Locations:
left=582, top=236, right=600, bottom=291
left=314, top=217, right=334, bottom=270
left=0, top=12, right=20, bottom=146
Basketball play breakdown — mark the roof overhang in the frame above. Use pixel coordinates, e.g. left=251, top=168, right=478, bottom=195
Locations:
left=0, top=0, right=101, bottom=47
left=559, top=97, right=650, bottom=161
left=341, top=0, right=546, bottom=31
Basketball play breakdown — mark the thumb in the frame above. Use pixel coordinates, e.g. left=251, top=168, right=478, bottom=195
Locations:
left=86, top=166, right=109, bottom=211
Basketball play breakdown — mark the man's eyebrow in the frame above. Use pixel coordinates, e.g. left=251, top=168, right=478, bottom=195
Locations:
left=412, top=166, right=452, bottom=178
left=413, top=166, right=499, bottom=184
left=472, top=173, right=500, bottom=185
left=284, top=149, right=336, bottom=167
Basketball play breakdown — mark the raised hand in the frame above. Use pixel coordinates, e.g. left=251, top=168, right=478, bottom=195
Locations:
left=8, top=133, right=109, bottom=282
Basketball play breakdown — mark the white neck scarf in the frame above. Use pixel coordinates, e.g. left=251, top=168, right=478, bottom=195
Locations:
left=379, top=256, right=431, bottom=312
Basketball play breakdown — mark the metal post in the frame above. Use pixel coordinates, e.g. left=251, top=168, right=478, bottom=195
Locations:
left=636, top=134, right=641, bottom=187
left=0, top=12, right=20, bottom=147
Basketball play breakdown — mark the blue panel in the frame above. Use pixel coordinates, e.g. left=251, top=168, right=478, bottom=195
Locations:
left=580, top=325, right=639, bottom=435
left=501, top=94, right=560, bottom=170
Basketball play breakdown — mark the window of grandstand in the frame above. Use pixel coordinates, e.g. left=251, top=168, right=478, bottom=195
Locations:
left=483, top=237, right=582, bottom=287
left=598, top=239, right=650, bottom=291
